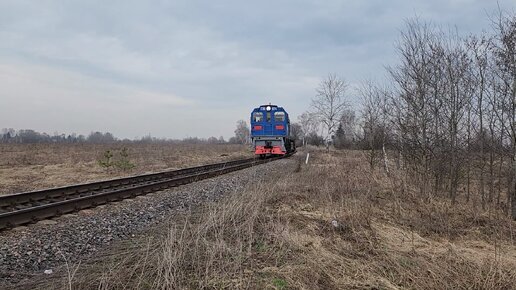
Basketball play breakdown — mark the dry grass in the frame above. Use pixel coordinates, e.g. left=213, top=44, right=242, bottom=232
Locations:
left=0, top=143, right=251, bottom=195
left=24, top=149, right=516, bottom=289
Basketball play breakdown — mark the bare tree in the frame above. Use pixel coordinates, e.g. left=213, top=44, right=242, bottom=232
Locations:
left=467, top=34, right=491, bottom=208
left=387, top=18, right=437, bottom=199
left=290, top=123, right=303, bottom=146
left=360, top=80, right=389, bottom=171
left=339, top=109, right=357, bottom=147
left=491, top=10, right=516, bottom=219
left=312, top=74, right=349, bottom=148
left=298, top=112, right=319, bottom=146
left=440, top=29, right=472, bottom=203
left=234, top=120, right=250, bottom=145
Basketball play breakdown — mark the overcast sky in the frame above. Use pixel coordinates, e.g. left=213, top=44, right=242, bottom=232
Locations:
left=0, top=0, right=514, bottom=139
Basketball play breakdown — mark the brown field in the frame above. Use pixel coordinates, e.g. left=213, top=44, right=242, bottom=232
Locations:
left=29, top=148, right=516, bottom=289
left=0, top=143, right=251, bottom=195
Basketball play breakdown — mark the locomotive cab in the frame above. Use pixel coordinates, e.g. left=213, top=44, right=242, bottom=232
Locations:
left=250, top=104, right=295, bottom=157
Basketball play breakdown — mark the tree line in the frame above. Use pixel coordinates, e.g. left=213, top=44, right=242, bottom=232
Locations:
left=0, top=128, right=233, bottom=145
left=292, top=11, right=516, bottom=219
left=380, top=12, right=516, bottom=219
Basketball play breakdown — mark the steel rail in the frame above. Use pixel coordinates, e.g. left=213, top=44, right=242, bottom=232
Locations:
left=0, top=155, right=288, bottom=230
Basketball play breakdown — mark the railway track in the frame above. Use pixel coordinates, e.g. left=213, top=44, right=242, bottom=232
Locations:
left=0, top=155, right=290, bottom=230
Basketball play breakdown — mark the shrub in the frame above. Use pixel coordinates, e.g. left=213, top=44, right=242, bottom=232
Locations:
left=98, top=150, right=114, bottom=171
left=115, top=147, right=135, bottom=171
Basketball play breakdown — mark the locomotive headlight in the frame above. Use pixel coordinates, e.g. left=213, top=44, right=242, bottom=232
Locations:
left=266, top=106, right=271, bottom=111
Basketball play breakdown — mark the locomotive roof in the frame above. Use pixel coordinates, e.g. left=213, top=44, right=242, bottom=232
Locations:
left=252, top=105, right=287, bottom=112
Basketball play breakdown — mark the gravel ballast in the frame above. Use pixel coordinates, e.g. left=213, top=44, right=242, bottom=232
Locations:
left=0, top=158, right=295, bottom=287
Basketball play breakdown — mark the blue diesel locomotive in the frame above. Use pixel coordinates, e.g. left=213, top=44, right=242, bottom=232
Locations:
left=250, top=104, right=295, bottom=157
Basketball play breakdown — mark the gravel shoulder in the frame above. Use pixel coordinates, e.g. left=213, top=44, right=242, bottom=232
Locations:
left=0, top=158, right=295, bottom=289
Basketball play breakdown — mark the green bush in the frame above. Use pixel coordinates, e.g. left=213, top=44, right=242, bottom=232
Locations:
left=98, top=147, right=135, bottom=172
left=98, top=150, right=114, bottom=171
left=115, top=147, right=135, bottom=171
left=273, top=278, right=287, bottom=290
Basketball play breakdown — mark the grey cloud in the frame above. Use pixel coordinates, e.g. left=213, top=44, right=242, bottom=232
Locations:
left=0, top=0, right=514, bottom=138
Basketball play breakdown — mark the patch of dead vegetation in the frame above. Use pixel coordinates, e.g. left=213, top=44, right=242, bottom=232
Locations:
left=0, top=143, right=250, bottom=195
left=21, top=149, right=516, bottom=289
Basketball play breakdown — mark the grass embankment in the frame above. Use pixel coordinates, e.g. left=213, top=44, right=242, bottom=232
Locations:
left=38, top=149, right=516, bottom=289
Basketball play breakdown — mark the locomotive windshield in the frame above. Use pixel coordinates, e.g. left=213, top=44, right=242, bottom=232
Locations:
left=266, top=112, right=271, bottom=122
left=253, top=112, right=263, bottom=122
left=274, top=112, right=285, bottom=122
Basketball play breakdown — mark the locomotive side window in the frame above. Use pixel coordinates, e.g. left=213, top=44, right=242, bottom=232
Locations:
left=274, top=112, right=285, bottom=122
left=253, top=112, right=263, bottom=122
left=266, top=112, right=271, bottom=122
